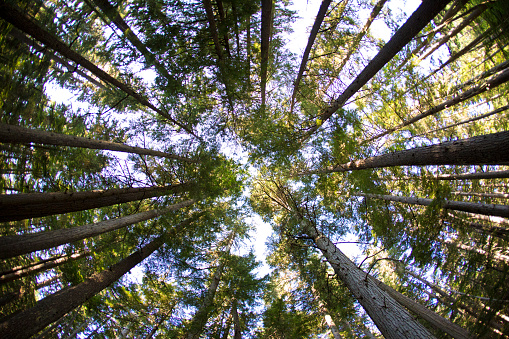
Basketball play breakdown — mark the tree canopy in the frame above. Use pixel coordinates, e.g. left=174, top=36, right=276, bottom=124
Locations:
left=1, top=0, right=509, bottom=337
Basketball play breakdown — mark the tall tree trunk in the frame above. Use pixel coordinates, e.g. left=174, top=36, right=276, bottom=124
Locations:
left=0, top=237, right=162, bottom=338
left=260, top=0, right=273, bottom=107
left=36, top=274, right=62, bottom=290
left=0, top=217, right=193, bottom=338
left=185, top=233, right=234, bottom=339
left=300, top=220, right=435, bottom=338
left=8, top=27, right=104, bottom=88
left=417, top=4, right=487, bottom=62
left=232, top=299, right=241, bottom=339
left=88, top=0, right=173, bottom=82
left=302, top=131, right=509, bottom=175
left=290, top=0, right=332, bottom=111
left=357, top=193, right=509, bottom=218
left=443, top=238, right=509, bottom=264
left=306, top=0, right=451, bottom=137
left=0, top=183, right=192, bottom=222
left=0, top=199, right=194, bottom=259
left=0, top=1, right=197, bottom=138
left=451, top=192, right=509, bottom=200
left=202, top=0, right=224, bottom=61
left=324, top=314, right=342, bottom=339
left=366, top=67, right=509, bottom=142
left=370, top=273, right=473, bottom=338
left=432, top=170, right=509, bottom=181
left=0, top=123, right=198, bottom=163
left=0, top=250, right=91, bottom=283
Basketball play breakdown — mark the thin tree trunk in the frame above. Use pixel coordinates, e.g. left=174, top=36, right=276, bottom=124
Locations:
left=0, top=250, right=91, bottom=283
left=186, top=233, right=234, bottom=339
left=0, top=183, right=192, bottom=222
left=0, top=123, right=198, bottom=163
left=303, top=131, right=509, bottom=176
left=451, top=192, right=509, bottom=200
left=300, top=220, right=435, bottom=338
left=290, top=0, right=332, bottom=111
left=0, top=2, right=197, bottom=138
left=443, top=238, right=509, bottom=264
left=221, top=310, right=232, bottom=339
left=36, top=274, right=62, bottom=290
left=432, top=170, right=509, bottom=181
left=232, top=299, right=241, bottom=339
left=357, top=193, right=509, bottom=218
left=202, top=0, right=224, bottom=61
left=366, top=67, right=509, bottom=142
left=216, top=0, right=232, bottom=58
left=145, top=312, right=169, bottom=339
left=260, top=0, right=273, bottom=107
left=8, top=27, right=104, bottom=88
left=306, top=0, right=451, bottom=137
left=325, top=314, right=342, bottom=339
left=0, top=237, right=163, bottom=338
left=0, top=217, right=193, bottom=338
left=88, top=0, right=173, bottom=82
left=417, top=4, right=487, bottom=62
left=0, top=199, right=194, bottom=259
left=439, top=0, right=468, bottom=26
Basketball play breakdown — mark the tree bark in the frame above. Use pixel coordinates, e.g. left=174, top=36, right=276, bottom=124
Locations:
left=0, top=199, right=194, bottom=259
left=303, top=131, right=509, bottom=175
left=301, top=221, right=435, bottom=338
left=306, top=0, right=451, bottom=136
left=232, top=299, right=241, bottom=339
left=0, top=183, right=192, bottom=222
left=357, top=193, right=509, bottom=218
left=324, top=314, right=342, bottom=339
left=451, top=191, right=509, bottom=200
left=202, top=0, right=224, bottom=61
left=0, top=123, right=198, bottom=163
left=0, top=1, right=197, bottom=138
left=0, top=250, right=91, bottom=283
left=366, top=67, right=509, bottom=142
left=290, top=0, right=332, bottom=111
left=432, top=170, right=509, bottom=181
left=0, top=236, right=163, bottom=338
left=260, top=0, right=273, bottom=107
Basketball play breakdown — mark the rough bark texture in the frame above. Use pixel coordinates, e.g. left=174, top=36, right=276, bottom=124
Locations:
left=0, top=199, right=194, bottom=259
left=290, top=0, right=332, bottom=111
left=306, top=0, right=451, bottom=135
left=367, top=67, right=509, bottom=142
left=358, top=193, right=509, bottom=218
left=260, top=0, right=273, bottom=107
left=303, top=222, right=435, bottom=338
left=0, top=236, right=164, bottom=338
left=371, top=275, right=473, bottom=338
left=0, top=250, right=90, bottom=283
left=0, top=2, right=196, bottom=137
left=0, top=123, right=198, bottom=162
left=0, top=183, right=192, bottom=222
left=304, top=131, right=509, bottom=175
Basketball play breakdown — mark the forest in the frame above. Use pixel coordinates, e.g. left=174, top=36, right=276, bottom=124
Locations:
left=0, top=0, right=508, bottom=337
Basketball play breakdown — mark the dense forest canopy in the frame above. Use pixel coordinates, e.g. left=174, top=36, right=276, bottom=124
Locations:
left=0, top=0, right=509, bottom=337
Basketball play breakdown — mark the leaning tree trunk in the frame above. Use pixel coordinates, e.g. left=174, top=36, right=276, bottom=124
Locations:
left=186, top=234, right=234, bottom=339
left=302, top=131, right=509, bottom=175
left=443, top=237, right=509, bottom=264
left=0, top=236, right=163, bottom=338
left=0, top=1, right=197, bottom=138
left=260, top=0, right=273, bottom=108
left=0, top=199, right=195, bottom=259
left=0, top=250, right=91, bottom=284
left=366, top=67, right=509, bottom=142
left=0, top=183, right=192, bottom=222
left=0, top=216, right=193, bottom=338
left=305, top=0, right=451, bottom=137
left=0, top=123, right=198, bottom=163
left=357, top=193, right=509, bottom=218
left=290, top=0, right=332, bottom=111
left=301, top=220, right=436, bottom=338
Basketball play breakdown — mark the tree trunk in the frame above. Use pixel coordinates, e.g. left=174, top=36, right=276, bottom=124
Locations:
left=367, top=67, right=509, bottom=142
left=307, top=0, right=451, bottom=136
left=186, top=234, right=234, bottom=339
left=443, top=238, right=509, bottom=264
left=36, top=274, right=62, bottom=290
left=303, top=131, right=509, bottom=175
left=0, top=250, right=91, bottom=283
left=0, top=123, right=198, bottom=163
left=8, top=27, right=104, bottom=88
left=0, top=1, right=197, bottom=138
left=432, top=170, right=509, bottom=181
left=202, top=0, right=224, bottom=61
left=232, top=299, right=241, bottom=339
left=324, top=314, right=342, bottom=339
left=451, top=192, right=509, bottom=200
left=358, top=193, right=509, bottom=218
left=301, top=220, right=435, bottom=338
left=0, top=199, right=194, bottom=259
left=290, top=0, right=332, bottom=111
left=0, top=236, right=163, bottom=338
left=145, top=312, right=169, bottom=339
left=260, top=0, right=273, bottom=107
left=0, top=183, right=192, bottom=222
left=370, top=273, right=473, bottom=338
